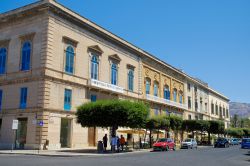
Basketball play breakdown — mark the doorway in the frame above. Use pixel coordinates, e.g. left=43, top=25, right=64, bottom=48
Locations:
left=60, top=118, right=72, bottom=148
left=15, top=118, right=28, bottom=149
left=88, top=127, right=96, bottom=146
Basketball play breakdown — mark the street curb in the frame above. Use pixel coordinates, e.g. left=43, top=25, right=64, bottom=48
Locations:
left=0, top=150, right=151, bottom=157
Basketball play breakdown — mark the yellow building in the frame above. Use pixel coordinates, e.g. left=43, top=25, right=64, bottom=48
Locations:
left=0, top=0, right=229, bottom=150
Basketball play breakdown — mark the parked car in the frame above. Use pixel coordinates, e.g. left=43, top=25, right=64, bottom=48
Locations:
left=153, top=138, right=176, bottom=151
left=181, top=138, right=198, bottom=149
left=241, top=138, right=250, bottom=149
left=214, top=138, right=230, bottom=148
left=230, top=138, right=239, bottom=145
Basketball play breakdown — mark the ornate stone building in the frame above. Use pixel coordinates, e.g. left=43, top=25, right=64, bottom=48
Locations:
left=0, top=0, right=229, bottom=150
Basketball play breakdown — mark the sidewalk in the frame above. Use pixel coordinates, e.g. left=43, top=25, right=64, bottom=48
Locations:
left=0, top=148, right=151, bottom=157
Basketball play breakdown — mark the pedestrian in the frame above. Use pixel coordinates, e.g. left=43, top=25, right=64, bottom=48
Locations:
left=103, top=134, right=108, bottom=152
left=120, top=135, right=126, bottom=151
left=111, top=135, right=117, bottom=153
left=116, top=136, right=120, bottom=152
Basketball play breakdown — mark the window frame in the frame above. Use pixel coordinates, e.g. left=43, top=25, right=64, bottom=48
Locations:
left=20, top=87, right=28, bottom=109
left=20, top=41, right=32, bottom=71
left=64, top=45, right=75, bottom=74
left=64, top=89, right=72, bottom=111
left=90, top=53, right=99, bottom=80
left=127, top=69, right=134, bottom=91
left=0, top=47, right=7, bottom=74
left=111, top=62, right=118, bottom=85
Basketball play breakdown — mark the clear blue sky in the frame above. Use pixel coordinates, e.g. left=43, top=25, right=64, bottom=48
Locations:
left=1, top=0, right=250, bottom=103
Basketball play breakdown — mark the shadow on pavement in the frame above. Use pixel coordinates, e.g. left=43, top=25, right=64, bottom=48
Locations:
left=59, top=149, right=133, bottom=154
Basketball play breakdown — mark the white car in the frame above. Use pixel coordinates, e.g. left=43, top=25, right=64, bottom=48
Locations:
left=181, top=138, right=198, bottom=149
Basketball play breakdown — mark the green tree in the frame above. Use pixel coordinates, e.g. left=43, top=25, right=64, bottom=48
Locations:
left=76, top=100, right=149, bottom=135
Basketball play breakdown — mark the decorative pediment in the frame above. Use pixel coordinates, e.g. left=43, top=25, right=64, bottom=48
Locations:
left=62, top=36, right=78, bottom=47
left=88, top=45, right=103, bottom=54
left=109, top=54, right=121, bottom=62
left=127, top=64, right=135, bottom=69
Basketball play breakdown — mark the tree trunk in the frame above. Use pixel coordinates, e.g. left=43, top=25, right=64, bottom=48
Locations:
left=149, top=130, right=152, bottom=148
left=144, top=129, right=147, bottom=148
left=208, top=132, right=211, bottom=145
left=157, top=129, right=159, bottom=140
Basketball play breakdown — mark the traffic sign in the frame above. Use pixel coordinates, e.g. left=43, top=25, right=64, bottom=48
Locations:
left=38, top=121, right=44, bottom=127
left=12, top=120, right=18, bottom=130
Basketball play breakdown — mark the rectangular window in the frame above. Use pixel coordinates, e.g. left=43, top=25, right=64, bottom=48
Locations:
left=188, top=83, right=191, bottom=91
left=20, top=87, right=28, bottom=109
left=91, top=95, right=97, bottom=102
left=64, top=89, right=72, bottom=111
left=0, top=90, right=2, bottom=111
left=0, top=48, right=7, bottom=74
left=211, top=103, right=214, bottom=114
left=223, top=108, right=225, bottom=116
left=188, top=96, right=191, bottom=109
left=226, top=109, right=229, bottom=118
left=216, top=105, right=218, bottom=115
left=195, top=100, right=198, bottom=111
left=188, top=114, right=192, bottom=120
left=205, top=103, right=207, bottom=112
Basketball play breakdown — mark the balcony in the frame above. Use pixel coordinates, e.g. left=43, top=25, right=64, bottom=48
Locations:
left=89, top=79, right=124, bottom=94
left=146, top=94, right=188, bottom=110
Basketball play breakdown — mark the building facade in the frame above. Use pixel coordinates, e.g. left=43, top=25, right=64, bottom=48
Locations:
left=0, top=0, right=230, bottom=150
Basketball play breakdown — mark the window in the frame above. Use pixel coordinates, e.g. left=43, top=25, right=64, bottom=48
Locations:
left=128, top=69, right=134, bottom=91
left=211, top=103, right=214, bottom=114
left=20, top=87, right=28, bottom=109
left=0, top=48, right=7, bottom=74
left=153, top=82, right=158, bottom=96
left=64, top=89, right=72, bottom=111
left=219, top=106, right=222, bottom=117
left=188, top=83, right=191, bottom=91
left=111, top=63, right=118, bottom=85
left=188, top=96, right=191, bottom=109
left=205, top=103, right=207, bottom=112
left=223, top=108, right=225, bottom=116
left=65, top=45, right=74, bottom=74
left=226, top=109, right=229, bottom=118
left=200, top=98, right=203, bottom=111
left=91, top=54, right=99, bottom=79
left=91, top=95, right=97, bottom=102
left=145, top=79, right=150, bottom=95
left=21, top=41, right=31, bottom=71
left=173, top=89, right=177, bottom=102
left=188, top=114, right=192, bottom=120
left=194, top=86, right=197, bottom=92
left=163, top=86, right=170, bottom=100
left=216, top=105, right=218, bottom=115
left=0, top=90, right=2, bottom=111
left=179, top=93, right=183, bottom=104
left=195, top=100, right=198, bottom=111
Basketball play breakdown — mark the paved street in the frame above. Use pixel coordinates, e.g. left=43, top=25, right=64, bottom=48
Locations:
left=0, top=146, right=249, bottom=166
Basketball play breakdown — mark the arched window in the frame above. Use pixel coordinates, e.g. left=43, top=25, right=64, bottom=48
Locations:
left=91, top=54, right=99, bottom=79
left=0, top=48, right=7, bottom=74
left=128, top=69, right=134, bottom=91
left=153, top=82, right=159, bottom=96
left=173, top=89, right=177, bottom=102
left=65, top=45, right=75, bottom=74
left=179, top=91, right=183, bottom=104
left=21, top=41, right=31, bottom=71
left=111, top=63, right=118, bottom=85
left=145, top=78, right=150, bottom=95
left=163, top=85, right=170, bottom=100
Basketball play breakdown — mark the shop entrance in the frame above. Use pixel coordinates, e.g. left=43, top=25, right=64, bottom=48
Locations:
left=60, top=118, right=72, bottom=148
left=15, top=118, right=28, bottom=149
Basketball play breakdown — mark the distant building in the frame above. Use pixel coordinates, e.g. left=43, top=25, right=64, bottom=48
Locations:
left=0, top=0, right=229, bottom=150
